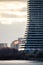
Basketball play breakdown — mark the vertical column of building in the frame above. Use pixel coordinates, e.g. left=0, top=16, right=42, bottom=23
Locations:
left=18, top=0, right=30, bottom=51
left=24, top=0, right=30, bottom=51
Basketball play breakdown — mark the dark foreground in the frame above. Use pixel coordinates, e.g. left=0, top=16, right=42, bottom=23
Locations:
left=0, top=48, right=43, bottom=61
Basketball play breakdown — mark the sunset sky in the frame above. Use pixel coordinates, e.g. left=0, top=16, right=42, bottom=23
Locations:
left=0, top=0, right=27, bottom=46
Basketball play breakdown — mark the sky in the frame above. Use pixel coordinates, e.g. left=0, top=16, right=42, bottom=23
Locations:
left=0, top=0, right=27, bottom=46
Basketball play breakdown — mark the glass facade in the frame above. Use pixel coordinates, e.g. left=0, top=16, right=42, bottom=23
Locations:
left=18, top=0, right=43, bottom=54
left=24, top=0, right=43, bottom=53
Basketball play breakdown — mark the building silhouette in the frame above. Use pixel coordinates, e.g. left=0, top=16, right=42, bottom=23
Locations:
left=18, top=38, right=26, bottom=51
left=11, top=40, right=19, bottom=50
left=25, top=0, right=43, bottom=53
left=0, top=43, right=7, bottom=48
left=19, top=0, right=43, bottom=55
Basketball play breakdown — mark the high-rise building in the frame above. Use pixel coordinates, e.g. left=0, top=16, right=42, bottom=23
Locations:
left=19, top=0, right=43, bottom=54
left=25, top=0, right=43, bottom=54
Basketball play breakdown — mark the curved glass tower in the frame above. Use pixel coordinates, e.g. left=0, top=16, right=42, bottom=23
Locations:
left=24, top=0, right=43, bottom=54
left=18, top=0, right=43, bottom=55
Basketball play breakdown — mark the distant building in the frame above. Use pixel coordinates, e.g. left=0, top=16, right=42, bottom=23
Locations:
left=0, top=43, right=7, bottom=48
left=11, top=40, right=20, bottom=50
left=11, top=38, right=26, bottom=50
left=18, top=38, right=26, bottom=51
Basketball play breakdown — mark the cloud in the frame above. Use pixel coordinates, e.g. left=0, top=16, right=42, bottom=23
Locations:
left=0, top=1, right=27, bottom=24
left=0, top=0, right=27, bottom=2
left=1, top=13, right=27, bottom=18
left=0, top=17, right=27, bottom=24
